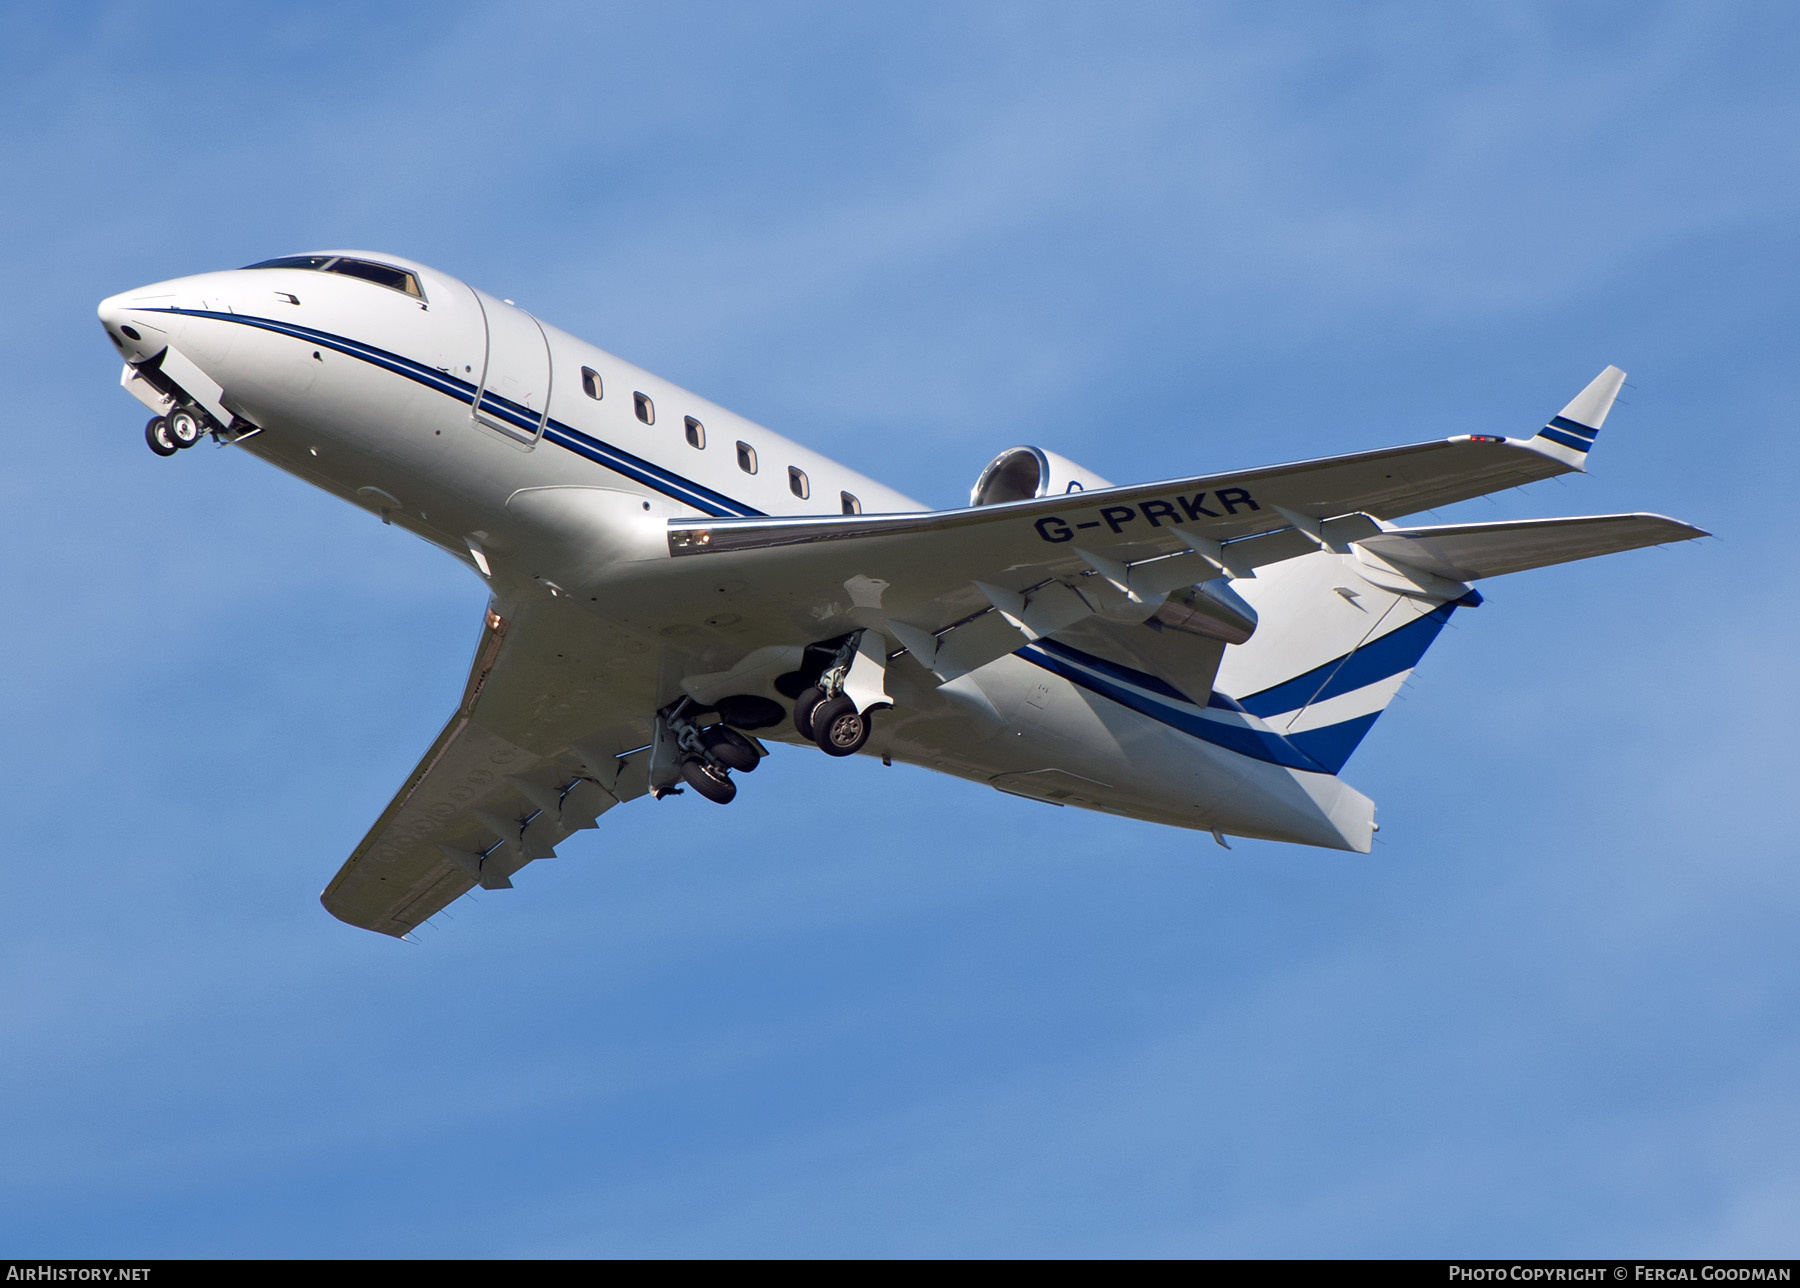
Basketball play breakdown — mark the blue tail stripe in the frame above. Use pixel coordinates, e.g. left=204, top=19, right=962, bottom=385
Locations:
left=1537, top=426, right=1593, bottom=453
left=1548, top=414, right=1599, bottom=440
left=1286, top=712, right=1382, bottom=775
left=1237, top=603, right=1457, bottom=718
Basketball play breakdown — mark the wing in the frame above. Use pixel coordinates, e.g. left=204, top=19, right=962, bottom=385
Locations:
left=574, top=433, right=1577, bottom=688
left=601, top=422, right=1703, bottom=709
left=654, top=432, right=1562, bottom=601
left=1354, top=513, right=1707, bottom=582
left=640, top=367, right=1667, bottom=651
left=319, top=596, right=659, bottom=938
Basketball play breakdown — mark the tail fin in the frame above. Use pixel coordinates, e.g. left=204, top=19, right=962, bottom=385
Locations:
left=1213, top=552, right=1471, bottom=775
left=1529, top=365, right=1625, bottom=466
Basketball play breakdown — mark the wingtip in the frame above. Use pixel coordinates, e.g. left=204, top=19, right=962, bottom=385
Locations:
left=1558, top=365, right=1627, bottom=433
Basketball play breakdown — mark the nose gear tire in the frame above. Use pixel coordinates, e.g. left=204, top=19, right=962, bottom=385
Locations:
left=812, top=694, right=871, bottom=757
left=168, top=407, right=206, bottom=448
left=145, top=416, right=178, bottom=457
left=681, top=756, right=737, bottom=804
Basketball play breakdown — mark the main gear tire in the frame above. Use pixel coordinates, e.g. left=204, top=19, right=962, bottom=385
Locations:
left=812, top=694, right=871, bottom=757
left=792, top=685, right=827, bottom=740
left=680, top=756, right=737, bottom=804
left=700, top=725, right=759, bottom=772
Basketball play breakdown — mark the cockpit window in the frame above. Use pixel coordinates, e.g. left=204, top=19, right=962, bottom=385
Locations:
left=245, top=255, right=336, bottom=271
left=243, top=255, right=424, bottom=299
left=328, top=258, right=423, bottom=296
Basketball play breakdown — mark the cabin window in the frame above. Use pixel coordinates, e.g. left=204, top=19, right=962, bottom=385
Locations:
left=634, top=392, right=654, bottom=424
left=841, top=491, right=862, bottom=515
left=736, top=441, right=758, bottom=474
left=580, top=367, right=603, bottom=400
left=684, top=416, right=705, bottom=449
left=788, top=466, right=809, bottom=499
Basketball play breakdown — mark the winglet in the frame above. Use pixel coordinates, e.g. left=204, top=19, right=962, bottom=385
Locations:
left=1531, top=365, right=1625, bottom=465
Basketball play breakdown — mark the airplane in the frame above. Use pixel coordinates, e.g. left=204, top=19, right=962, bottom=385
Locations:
left=96, top=251, right=1707, bottom=938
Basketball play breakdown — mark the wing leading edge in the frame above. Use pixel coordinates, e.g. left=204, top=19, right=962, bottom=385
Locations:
left=320, top=600, right=657, bottom=938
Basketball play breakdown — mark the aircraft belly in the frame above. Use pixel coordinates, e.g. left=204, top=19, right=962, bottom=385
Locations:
left=877, top=651, right=1375, bottom=852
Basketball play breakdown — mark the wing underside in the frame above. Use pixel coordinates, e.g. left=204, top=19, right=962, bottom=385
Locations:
left=320, top=601, right=656, bottom=938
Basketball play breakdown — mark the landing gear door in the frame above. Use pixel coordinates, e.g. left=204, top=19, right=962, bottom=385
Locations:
left=469, top=287, right=552, bottom=446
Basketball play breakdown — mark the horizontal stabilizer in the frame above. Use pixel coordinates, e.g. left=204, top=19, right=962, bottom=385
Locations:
left=1355, top=513, right=1707, bottom=583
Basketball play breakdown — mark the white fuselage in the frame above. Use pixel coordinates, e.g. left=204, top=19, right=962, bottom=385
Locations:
left=98, top=251, right=1374, bottom=852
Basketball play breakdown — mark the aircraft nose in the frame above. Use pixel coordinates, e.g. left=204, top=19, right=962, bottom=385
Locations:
left=98, top=289, right=169, bottom=363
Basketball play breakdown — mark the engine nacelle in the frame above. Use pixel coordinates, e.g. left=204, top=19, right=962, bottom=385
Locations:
left=970, top=446, right=1113, bottom=507
left=1146, top=579, right=1258, bottom=645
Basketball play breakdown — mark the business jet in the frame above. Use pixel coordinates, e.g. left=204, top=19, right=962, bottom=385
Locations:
left=97, top=251, right=1706, bottom=937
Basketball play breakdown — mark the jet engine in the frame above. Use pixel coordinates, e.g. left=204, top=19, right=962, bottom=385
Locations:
left=1145, top=579, right=1258, bottom=645
left=970, top=446, right=1113, bottom=506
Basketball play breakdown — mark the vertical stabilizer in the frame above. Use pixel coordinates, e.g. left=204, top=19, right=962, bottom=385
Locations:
left=1213, top=550, right=1472, bottom=774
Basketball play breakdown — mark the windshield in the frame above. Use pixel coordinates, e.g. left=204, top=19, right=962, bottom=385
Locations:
left=243, top=255, right=424, bottom=299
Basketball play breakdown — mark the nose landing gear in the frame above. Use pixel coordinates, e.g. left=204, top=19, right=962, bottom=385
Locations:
left=167, top=406, right=207, bottom=448
left=144, top=404, right=219, bottom=456
left=145, top=416, right=179, bottom=457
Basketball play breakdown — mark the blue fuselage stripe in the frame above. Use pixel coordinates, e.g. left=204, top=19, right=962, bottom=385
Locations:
left=1028, top=637, right=1195, bottom=704
left=148, top=308, right=765, bottom=519
left=1019, top=642, right=1330, bottom=773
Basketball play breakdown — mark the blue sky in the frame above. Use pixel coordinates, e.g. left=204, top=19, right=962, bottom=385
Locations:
left=1, top=0, right=1794, bottom=1257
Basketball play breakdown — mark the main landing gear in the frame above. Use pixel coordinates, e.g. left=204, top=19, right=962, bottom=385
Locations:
left=652, top=699, right=768, bottom=806
left=794, top=689, right=870, bottom=756
left=652, top=634, right=891, bottom=808
left=788, top=631, right=888, bottom=758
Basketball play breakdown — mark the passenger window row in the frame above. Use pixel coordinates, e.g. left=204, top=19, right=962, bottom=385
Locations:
left=576, top=365, right=861, bottom=513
